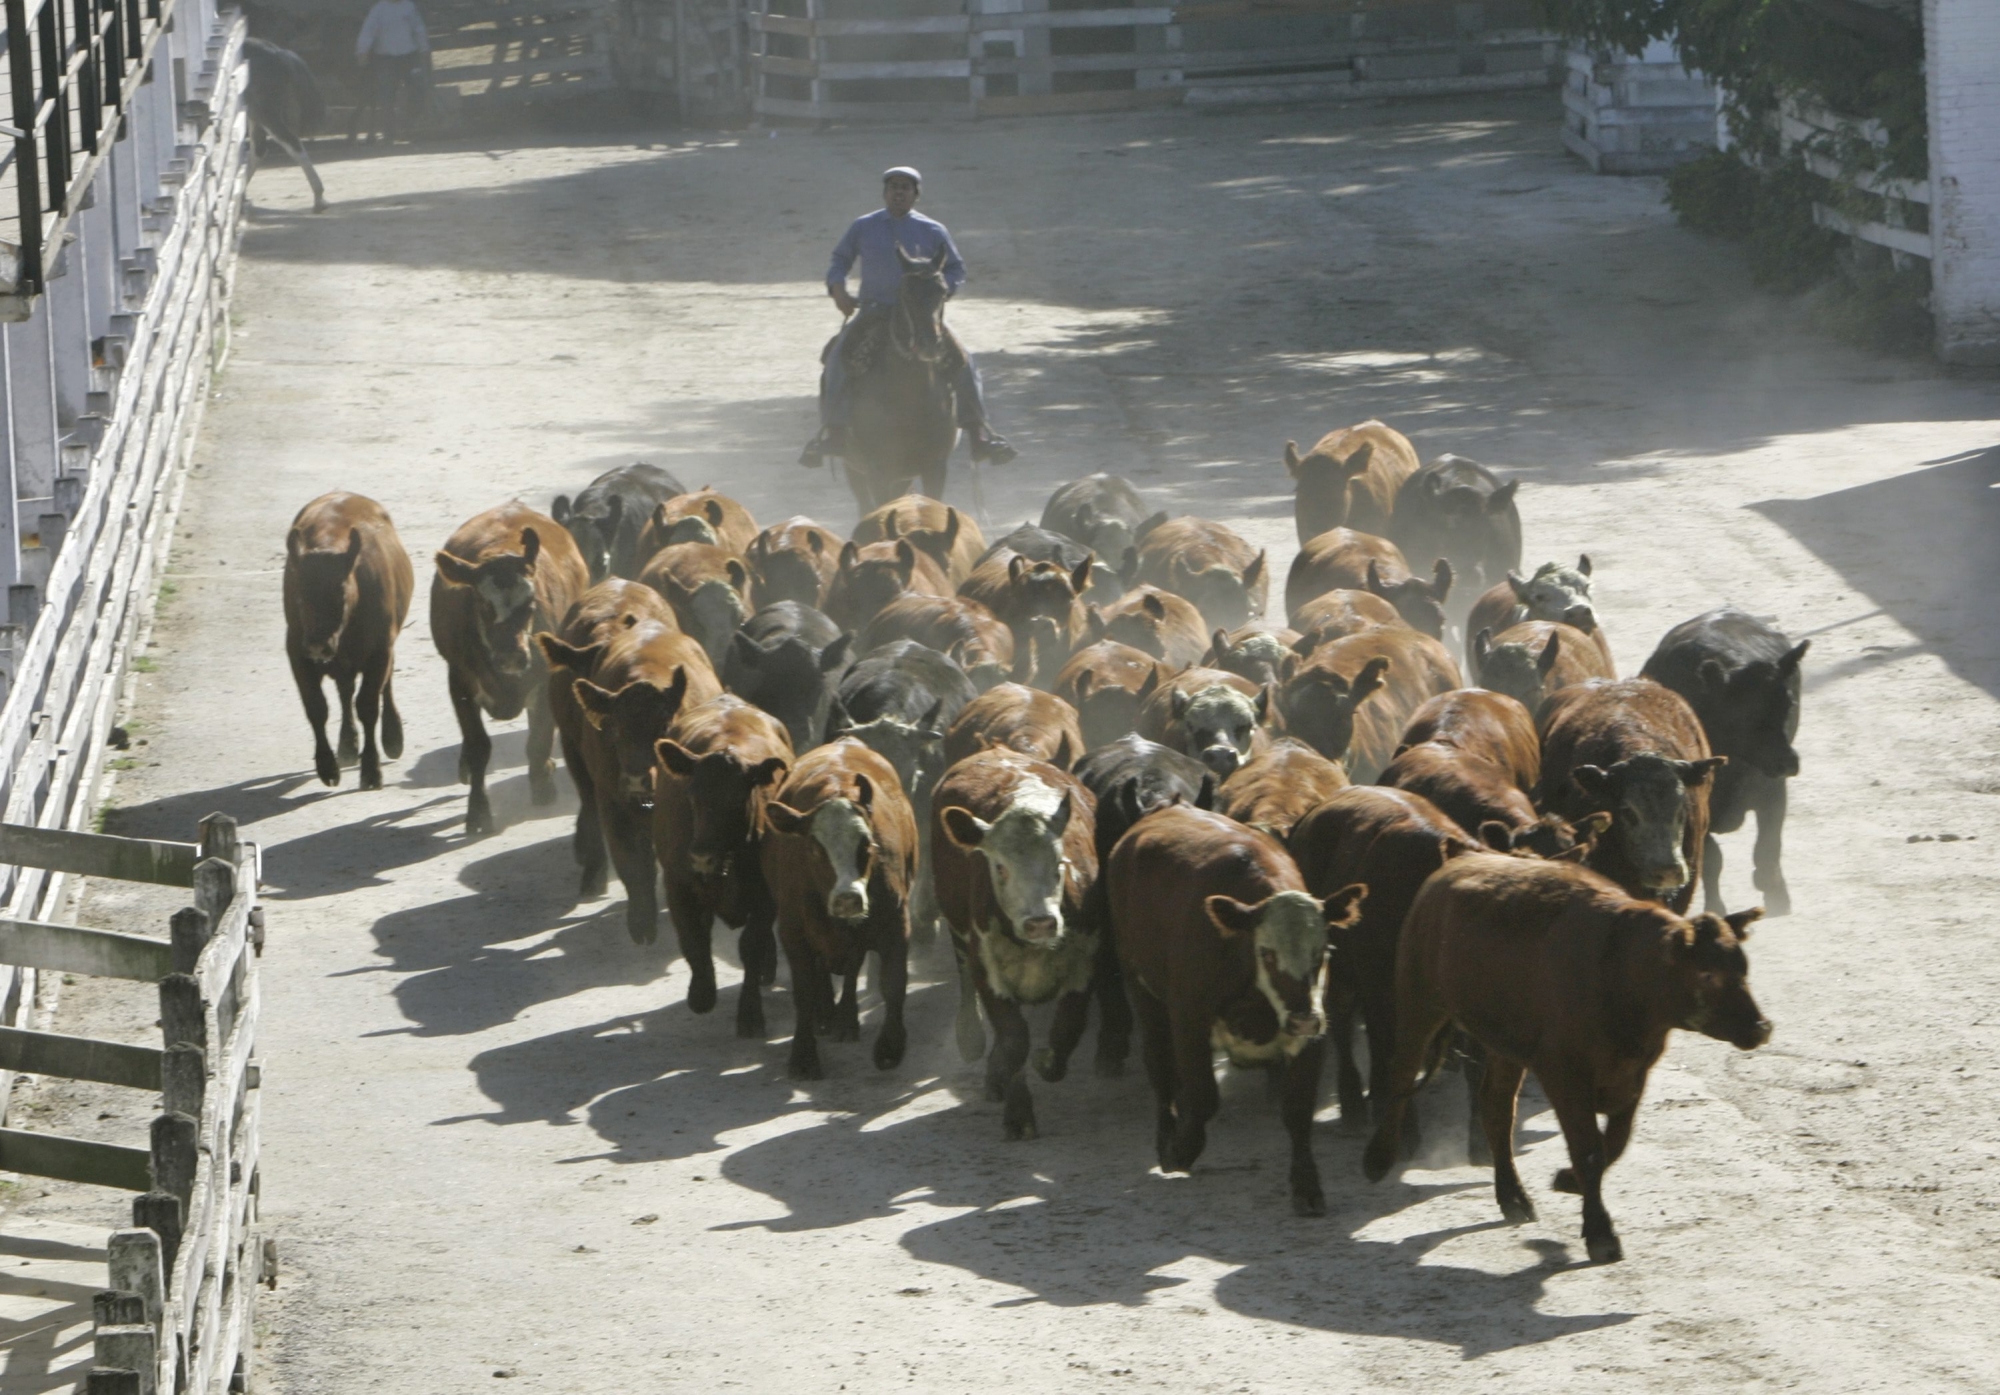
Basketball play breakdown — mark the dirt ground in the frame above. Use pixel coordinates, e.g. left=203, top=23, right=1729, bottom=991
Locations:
left=6, top=91, right=2000, bottom=1393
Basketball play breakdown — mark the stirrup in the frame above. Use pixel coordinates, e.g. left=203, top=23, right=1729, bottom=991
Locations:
left=970, top=431, right=1017, bottom=466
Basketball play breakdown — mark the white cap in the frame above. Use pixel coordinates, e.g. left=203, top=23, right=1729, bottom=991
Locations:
left=882, top=166, right=922, bottom=188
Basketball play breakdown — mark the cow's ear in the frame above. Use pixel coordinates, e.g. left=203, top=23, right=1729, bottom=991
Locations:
left=601, top=494, right=623, bottom=533
left=1136, top=511, right=1169, bottom=542
left=729, top=632, right=762, bottom=670
left=1007, top=554, right=1029, bottom=585
left=342, top=528, right=364, bottom=567
left=1698, top=658, right=1730, bottom=691
left=1678, top=755, right=1728, bottom=785
left=1487, top=479, right=1520, bottom=512
left=1135, top=665, right=1161, bottom=702
left=764, top=801, right=811, bottom=836
left=703, top=498, right=726, bottom=529
left=435, top=549, right=479, bottom=586
left=1320, top=883, right=1366, bottom=930
left=1207, top=628, right=1231, bottom=663
left=1047, top=792, right=1074, bottom=836
left=660, top=666, right=691, bottom=721
left=854, top=772, right=876, bottom=810
left=1204, top=894, right=1263, bottom=938
left=1120, top=545, right=1140, bottom=586
left=1280, top=649, right=1302, bottom=682
left=1780, top=639, right=1810, bottom=674
left=1574, top=809, right=1613, bottom=841
left=895, top=540, right=919, bottom=580
left=520, top=528, right=541, bottom=568
left=539, top=634, right=605, bottom=674
left=839, top=540, right=860, bottom=572
left=1253, top=684, right=1272, bottom=723
left=1571, top=764, right=1611, bottom=799
left=1194, top=772, right=1217, bottom=811
left=1082, top=605, right=1107, bottom=645
left=1365, top=559, right=1390, bottom=599
left=1430, top=558, right=1453, bottom=602
left=1242, top=550, right=1267, bottom=592
left=726, top=558, right=750, bottom=594
left=573, top=679, right=616, bottom=728
left=939, top=509, right=961, bottom=551
left=1283, top=441, right=1304, bottom=479
left=552, top=495, right=572, bottom=526
left=1471, top=627, right=1494, bottom=673
left=919, top=698, right=945, bottom=734
left=940, top=806, right=991, bottom=849
left=1051, top=733, right=1075, bottom=770
left=1070, top=554, right=1094, bottom=595
left=823, top=698, right=852, bottom=743
left=1072, top=669, right=1096, bottom=701
left=1341, top=442, right=1374, bottom=478
left=1506, top=570, right=1531, bottom=602
left=1478, top=820, right=1514, bottom=852
left=806, top=529, right=826, bottom=557
left=1725, top=906, right=1764, bottom=940
left=1577, top=553, right=1592, bottom=577
left=819, top=633, right=855, bottom=673
left=1170, top=687, right=1192, bottom=718
left=1537, top=629, right=1562, bottom=676
left=750, top=756, right=790, bottom=789
left=1350, top=656, right=1390, bottom=706
left=655, top=739, right=698, bottom=776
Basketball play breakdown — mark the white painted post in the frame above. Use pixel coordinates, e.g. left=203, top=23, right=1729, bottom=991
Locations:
left=1924, top=0, right=2000, bottom=365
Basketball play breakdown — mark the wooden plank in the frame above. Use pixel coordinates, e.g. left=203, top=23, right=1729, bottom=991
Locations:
left=0, top=916, right=172, bottom=981
left=746, top=11, right=813, bottom=35
left=0, top=1024, right=163, bottom=1090
left=778, top=57, right=971, bottom=79
left=0, top=818, right=198, bottom=886
left=979, top=85, right=1185, bottom=116
left=0, top=1126, right=153, bottom=1191
left=1812, top=203, right=1932, bottom=258
left=975, top=7, right=1175, bottom=29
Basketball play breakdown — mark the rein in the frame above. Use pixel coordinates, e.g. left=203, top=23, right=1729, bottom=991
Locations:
left=890, top=279, right=950, bottom=365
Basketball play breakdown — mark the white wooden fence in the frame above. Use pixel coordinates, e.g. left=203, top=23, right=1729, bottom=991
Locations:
left=1777, top=95, right=1932, bottom=266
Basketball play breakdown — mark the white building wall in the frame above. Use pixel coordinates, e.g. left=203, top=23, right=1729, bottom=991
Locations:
left=1925, top=0, right=2000, bottom=364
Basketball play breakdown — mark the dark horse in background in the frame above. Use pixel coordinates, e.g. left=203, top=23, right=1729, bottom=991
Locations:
left=245, top=37, right=329, bottom=212
left=842, top=246, right=961, bottom=512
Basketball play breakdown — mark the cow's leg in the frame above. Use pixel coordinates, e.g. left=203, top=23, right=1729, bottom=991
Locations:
left=1362, top=991, right=1449, bottom=1182
left=1542, top=1072, right=1620, bottom=1263
left=1480, top=1054, right=1534, bottom=1223
left=735, top=903, right=776, bottom=1039
left=1459, top=1033, right=1492, bottom=1166
left=981, top=990, right=1037, bottom=1140
left=525, top=689, right=559, bottom=806
left=355, top=650, right=389, bottom=790
left=1323, top=974, right=1366, bottom=1128
left=1751, top=778, right=1791, bottom=916
left=663, top=878, right=718, bottom=1014
left=782, top=934, right=826, bottom=1081
left=379, top=671, right=404, bottom=760
left=448, top=669, right=496, bottom=835
left=1034, top=988, right=1092, bottom=1083
left=833, top=968, right=861, bottom=1042
left=1280, top=1037, right=1329, bottom=1216
left=563, top=733, right=607, bottom=897
left=1555, top=1096, right=1640, bottom=1190
left=604, top=806, right=659, bottom=945
left=1132, top=987, right=1179, bottom=1170
left=872, top=924, right=910, bottom=1070
left=951, top=935, right=986, bottom=1063
left=289, top=650, right=339, bottom=786
left=1701, top=831, right=1726, bottom=914
left=1091, top=941, right=1133, bottom=1077
left=1359, top=981, right=1397, bottom=1124
left=333, top=669, right=360, bottom=766
left=1166, top=1021, right=1221, bottom=1172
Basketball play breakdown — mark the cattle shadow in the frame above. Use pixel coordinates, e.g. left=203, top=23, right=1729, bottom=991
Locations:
left=1751, top=445, right=2000, bottom=701
left=99, top=769, right=334, bottom=842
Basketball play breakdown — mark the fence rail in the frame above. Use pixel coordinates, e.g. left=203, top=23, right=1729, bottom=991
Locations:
left=1775, top=95, right=1933, bottom=265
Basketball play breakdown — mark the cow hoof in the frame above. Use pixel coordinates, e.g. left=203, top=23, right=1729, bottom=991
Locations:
left=1004, top=1117, right=1039, bottom=1143
left=788, top=1050, right=824, bottom=1082
left=337, top=733, right=360, bottom=765
left=315, top=750, right=340, bottom=786
left=872, top=1030, right=907, bottom=1071
left=735, top=995, right=766, bottom=1040
left=578, top=867, right=608, bottom=899
left=313, top=199, right=329, bottom=214
left=834, top=1018, right=860, bottom=1044
left=1757, top=880, right=1792, bottom=917
left=687, top=976, right=718, bottom=1015
left=1551, top=1167, right=1582, bottom=1195
left=1361, top=1131, right=1397, bottom=1183
left=1586, top=1232, right=1623, bottom=1264
left=529, top=771, right=558, bottom=807
left=1031, top=1047, right=1066, bottom=1083
left=1292, top=1189, right=1326, bottom=1218
left=359, top=760, right=383, bottom=792
left=626, top=909, right=658, bottom=945
left=381, top=717, right=403, bottom=760
left=982, top=1076, right=1006, bottom=1104
left=1499, top=1190, right=1536, bottom=1224
left=1093, top=1054, right=1126, bottom=1079
left=465, top=803, right=496, bottom=837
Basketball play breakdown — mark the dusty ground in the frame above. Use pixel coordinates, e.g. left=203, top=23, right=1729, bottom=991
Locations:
left=6, top=92, right=2000, bottom=1392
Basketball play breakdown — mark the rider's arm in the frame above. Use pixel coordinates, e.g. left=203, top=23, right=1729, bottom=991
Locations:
left=415, top=4, right=431, bottom=55
left=356, top=3, right=381, bottom=57
left=826, top=219, right=863, bottom=313
left=938, top=229, right=968, bottom=297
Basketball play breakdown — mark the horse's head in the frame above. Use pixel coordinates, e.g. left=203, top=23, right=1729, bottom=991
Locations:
left=895, top=245, right=950, bottom=352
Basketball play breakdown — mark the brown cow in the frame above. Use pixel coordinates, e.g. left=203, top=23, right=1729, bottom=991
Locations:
left=1124, top=517, right=1267, bottom=630
left=745, top=518, right=842, bottom=608
left=823, top=538, right=953, bottom=632
left=638, top=541, right=753, bottom=668
left=1288, top=786, right=1481, bottom=1124
left=1086, top=585, right=1208, bottom=670
left=861, top=592, right=1015, bottom=690
left=1537, top=678, right=1724, bottom=913
left=654, top=695, right=794, bottom=1035
left=1215, top=737, right=1348, bottom=838
left=1382, top=688, right=1586, bottom=856
left=642, top=488, right=760, bottom=557
left=1285, top=528, right=1451, bottom=639
left=1282, top=419, right=1422, bottom=544
left=1134, top=666, right=1272, bottom=778
left=284, top=492, right=413, bottom=791
left=761, top=739, right=919, bottom=1078
left=1202, top=624, right=1304, bottom=688
left=566, top=620, right=721, bottom=942
left=1054, top=640, right=1163, bottom=750
left=1464, top=556, right=1614, bottom=672
left=432, top=504, right=590, bottom=834
left=537, top=579, right=679, bottom=894
left=1471, top=620, right=1616, bottom=712
left=941, top=683, right=1083, bottom=770
left=1291, top=588, right=1405, bottom=652
left=1277, top=627, right=1461, bottom=781
left=1364, top=853, right=1769, bottom=1262
left=1109, top=803, right=1365, bottom=1215
left=958, top=550, right=1094, bottom=686
left=933, top=749, right=1110, bottom=1138
left=1397, top=687, right=1540, bottom=788
left=855, top=495, right=987, bottom=586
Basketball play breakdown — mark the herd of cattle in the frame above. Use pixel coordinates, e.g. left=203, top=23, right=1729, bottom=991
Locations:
left=281, top=420, right=1806, bottom=1264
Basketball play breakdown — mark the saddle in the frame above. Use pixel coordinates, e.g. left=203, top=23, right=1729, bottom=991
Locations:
left=835, top=308, right=966, bottom=379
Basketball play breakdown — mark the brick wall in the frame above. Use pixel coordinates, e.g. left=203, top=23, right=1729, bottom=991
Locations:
left=1926, top=0, right=2000, bottom=365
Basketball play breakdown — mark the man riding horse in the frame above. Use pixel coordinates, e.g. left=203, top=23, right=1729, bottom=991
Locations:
left=800, top=167, right=1016, bottom=471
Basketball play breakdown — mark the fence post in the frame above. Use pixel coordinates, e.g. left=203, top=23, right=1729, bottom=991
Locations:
left=158, top=973, right=205, bottom=1051
left=161, top=1042, right=205, bottom=1117
left=107, top=1227, right=165, bottom=1328
left=197, top=810, right=239, bottom=865
left=93, top=1328, right=158, bottom=1395
left=86, top=1372, right=142, bottom=1395
left=131, top=1193, right=183, bottom=1282
left=168, top=906, right=209, bottom=974
left=149, top=1111, right=198, bottom=1210
left=192, top=856, right=234, bottom=927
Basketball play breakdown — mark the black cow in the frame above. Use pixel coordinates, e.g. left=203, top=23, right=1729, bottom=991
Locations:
left=1040, top=475, right=1159, bottom=576
left=1641, top=609, right=1808, bottom=916
left=552, top=463, right=688, bottom=581
left=722, top=602, right=853, bottom=756
left=978, top=523, right=1123, bottom=601
left=1072, top=734, right=1217, bottom=867
left=1389, top=454, right=1521, bottom=606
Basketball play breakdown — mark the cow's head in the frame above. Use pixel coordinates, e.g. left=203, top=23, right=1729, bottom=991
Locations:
left=728, top=631, right=853, bottom=756
left=895, top=243, right=952, bottom=350
left=766, top=779, right=880, bottom=923
left=827, top=702, right=946, bottom=802
left=747, top=529, right=831, bottom=608
left=1285, top=439, right=1372, bottom=535
left=1170, top=682, right=1267, bottom=777
left=835, top=539, right=922, bottom=627
left=575, top=666, right=693, bottom=806
left=655, top=739, right=790, bottom=876
left=1104, top=769, right=1214, bottom=854
left=1670, top=907, right=1771, bottom=1049
left=1204, top=628, right=1291, bottom=688
left=1072, top=664, right=1159, bottom=751
left=941, top=780, right=1077, bottom=945
left=1015, top=614, right=1071, bottom=689
left=1478, top=809, right=1613, bottom=861
left=553, top=493, right=622, bottom=583
left=1696, top=641, right=1809, bottom=778
left=885, top=508, right=963, bottom=579
left=1069, top=501, right=1137, bottom=567
left=1365, top=557, right=1451, bottom=639
left=658, top=561, right=750, bottom=669
left=1206, top=884, right=1365, bottom=1042
left=288, top=526, right=363, bottom=664
left=1470, top=626, right=1563, bottom=712
left=435, top=528, right=544, bottom=677
left=1572, top=754, right=1726, bottom=895
left=1275, top=657, right=1388, bottom=763
left=1175, top=552, right=1266, bottom=631
left=1006, top=553, right=1092, bottom=626
left=1098, top=589, right=1173, bottom=659
left=1507, top=556, right=1596, bottom=633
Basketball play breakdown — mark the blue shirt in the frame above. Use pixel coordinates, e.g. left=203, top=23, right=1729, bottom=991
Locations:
left=826, top=209, right=967, bottom=306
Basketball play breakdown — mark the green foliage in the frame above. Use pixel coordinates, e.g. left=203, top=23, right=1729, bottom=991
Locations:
left=1665, top=149, right=1759, bottom=240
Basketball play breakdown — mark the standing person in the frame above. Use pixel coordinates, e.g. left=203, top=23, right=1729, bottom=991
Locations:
left=355, top=0, right=431, bottom=145
left=801, top=166, right=1016, bottom=469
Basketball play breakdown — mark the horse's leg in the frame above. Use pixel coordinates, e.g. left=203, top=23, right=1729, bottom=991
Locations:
left=270, top=125, right=328, bottom=212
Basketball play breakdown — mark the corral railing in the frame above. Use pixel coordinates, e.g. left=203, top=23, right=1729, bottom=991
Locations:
left=748, top=0, right=1557, bottom=121
left=1777, top=94, right=1932, bottom=267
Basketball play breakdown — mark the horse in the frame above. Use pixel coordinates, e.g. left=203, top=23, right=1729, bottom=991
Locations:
left=244, top=38, right=329, bottom=213
left=842, top=246, right=961, bottom=513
